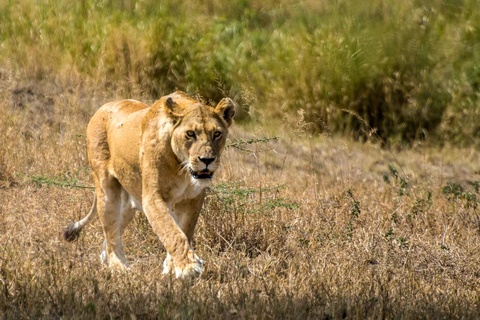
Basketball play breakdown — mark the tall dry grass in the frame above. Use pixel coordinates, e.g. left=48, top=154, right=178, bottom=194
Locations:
left=0, top=74, right=479, bottom=318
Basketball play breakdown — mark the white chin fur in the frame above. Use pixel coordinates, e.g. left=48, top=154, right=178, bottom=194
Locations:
left=191, top=177, right=213, bottom=188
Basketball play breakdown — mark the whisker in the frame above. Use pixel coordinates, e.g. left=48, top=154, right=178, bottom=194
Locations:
left=178, top=161, right=190, bottom=175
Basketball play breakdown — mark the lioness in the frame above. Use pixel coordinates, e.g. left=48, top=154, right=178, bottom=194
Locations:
left=64, top=91, right=234, bottom=278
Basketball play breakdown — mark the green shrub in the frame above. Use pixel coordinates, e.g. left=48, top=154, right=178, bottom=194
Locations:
left=0, top=0, right=478, bottom=146
left=146, top=17, right=234, bottom=102
left=279, top=2, right=452, bottom=144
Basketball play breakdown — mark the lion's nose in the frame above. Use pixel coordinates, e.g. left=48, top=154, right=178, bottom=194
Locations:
left=198, top=157, right=215, bottom=166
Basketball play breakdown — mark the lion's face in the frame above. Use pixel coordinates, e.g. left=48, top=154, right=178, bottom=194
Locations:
left=172, top=110, right=227, bottom=181
left=166, top=94, right=235, bottom=184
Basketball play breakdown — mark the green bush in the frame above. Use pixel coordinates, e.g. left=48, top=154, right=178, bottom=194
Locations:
left=146, top=17, right=236, bottom=102
left=279, top=2, right=451, bottom=144
left=0, top=0, right=478, bottom=146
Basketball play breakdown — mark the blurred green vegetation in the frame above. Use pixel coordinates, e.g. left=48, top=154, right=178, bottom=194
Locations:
left=1, top=0, right=478, bottom=146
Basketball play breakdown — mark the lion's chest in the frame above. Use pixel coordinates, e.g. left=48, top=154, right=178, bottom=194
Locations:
left=168, top=178, right=205, bottom=206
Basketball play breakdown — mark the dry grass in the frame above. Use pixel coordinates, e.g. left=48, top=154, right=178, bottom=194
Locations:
left=1, top=74, right=480, bottom=319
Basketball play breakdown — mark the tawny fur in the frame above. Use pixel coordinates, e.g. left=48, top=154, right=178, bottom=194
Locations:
left=64, top=91, right=234, bottom=278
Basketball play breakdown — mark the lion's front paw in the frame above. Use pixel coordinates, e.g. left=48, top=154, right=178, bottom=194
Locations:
left=163, top=250, right=203, bottom=279
left=173, top=252, right=204, bottom=279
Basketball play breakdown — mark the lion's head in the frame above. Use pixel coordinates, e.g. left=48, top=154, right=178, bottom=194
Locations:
left=158, top=92, right=235, bottom=185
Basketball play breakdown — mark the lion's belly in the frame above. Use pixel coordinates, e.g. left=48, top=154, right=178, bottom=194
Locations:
left=110, top=159, right=143, bottom=201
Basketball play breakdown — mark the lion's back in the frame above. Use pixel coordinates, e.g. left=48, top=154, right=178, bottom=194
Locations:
left=86, top=100, right=149, bottom=176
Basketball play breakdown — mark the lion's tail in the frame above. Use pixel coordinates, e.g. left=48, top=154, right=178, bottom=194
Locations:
left=63, top=196, right=97, bottom=242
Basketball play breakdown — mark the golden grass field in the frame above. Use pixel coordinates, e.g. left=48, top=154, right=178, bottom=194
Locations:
left=0, top=1, right=479, bottom=317
left=0, top=72, right=479, bottom=319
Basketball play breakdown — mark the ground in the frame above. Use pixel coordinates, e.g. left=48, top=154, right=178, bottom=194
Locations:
left=0, top=76, right=479, bottom=319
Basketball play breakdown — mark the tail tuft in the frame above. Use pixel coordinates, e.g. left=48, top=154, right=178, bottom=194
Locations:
left=63, top=196, right=97, bottom=242
left=64, top=223, right=82, bottom=242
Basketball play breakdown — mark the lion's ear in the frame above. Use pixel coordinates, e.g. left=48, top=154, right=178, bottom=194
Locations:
left=159, top=96, right=182, bottom=120
left=165, top=97, right=179, bottom=113
left=215, top=98, right=235, bottom=127
left=151, top=96, right=181, bottom=119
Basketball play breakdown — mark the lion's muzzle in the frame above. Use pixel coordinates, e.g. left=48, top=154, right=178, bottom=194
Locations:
left=189, top=156, right=217, bottom=179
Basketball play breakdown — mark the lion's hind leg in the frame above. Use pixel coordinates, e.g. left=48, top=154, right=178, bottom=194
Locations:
left=119, top=190, right=137, bottom=237
left=99, top=192, right=135, bottom=267
left=95, top=174, right=131, bottom=270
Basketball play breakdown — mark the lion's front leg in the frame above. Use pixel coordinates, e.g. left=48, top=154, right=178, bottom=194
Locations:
left=143, top=196, right=203, bottom=279
left=174, top=193, right=205, bottom=243
left=162, top=193, right=205, bottom=276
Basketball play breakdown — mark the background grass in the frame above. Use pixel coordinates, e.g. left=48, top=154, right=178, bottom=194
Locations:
left=0, top=0, right=479, bottom=319
left=1, top=0, right=479, bottom=145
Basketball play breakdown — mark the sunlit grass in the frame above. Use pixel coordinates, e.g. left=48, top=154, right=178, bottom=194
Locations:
left=0, top=1, right=479, bottom=317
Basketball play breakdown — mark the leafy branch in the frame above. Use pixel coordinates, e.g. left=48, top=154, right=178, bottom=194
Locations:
left=227, top=137, right=278, bottom=152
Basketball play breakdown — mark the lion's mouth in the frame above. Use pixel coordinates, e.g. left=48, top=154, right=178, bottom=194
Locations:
left=189, top=168, right=214, bottom=179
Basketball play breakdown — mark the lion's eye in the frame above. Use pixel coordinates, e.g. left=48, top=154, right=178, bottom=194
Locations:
left=213, top=131, right=222, bottom=139
left=186, top=130, right=196, bottom=138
